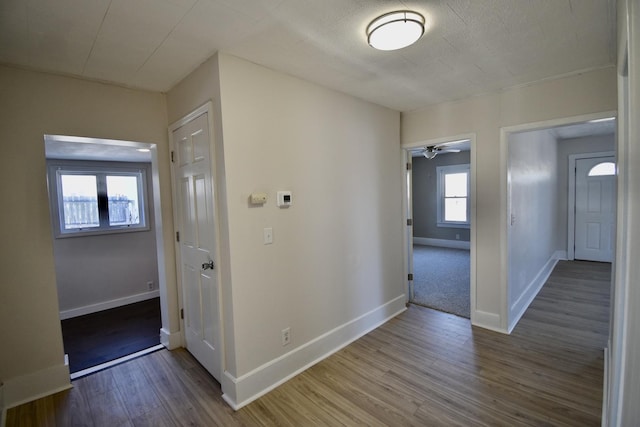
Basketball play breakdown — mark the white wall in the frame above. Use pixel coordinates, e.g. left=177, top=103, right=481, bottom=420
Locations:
left=48, top=161, right=160, bottom=317
left=508, top=129, right=560, bottom=326
left=402, top=66, right=617, bottom=332
left=0, top=65, right=172, bottom=408
left=168, top=53, right=405, bottom=407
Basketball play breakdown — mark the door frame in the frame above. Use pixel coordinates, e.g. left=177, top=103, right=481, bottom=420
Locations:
left=168, top=101, right=224, bottom=372
left=567, top=151, right=616, bottom=260
left=401, top=133, right=477, bottom=324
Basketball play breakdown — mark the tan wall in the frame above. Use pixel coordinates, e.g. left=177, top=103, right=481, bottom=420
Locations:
left=402, top=66, right=617, bottom=330
left=168, top=54, right=404, bottom=407
left=0, top=66, right=171, bottom=397
left=216, top=53, right=404, bottom=376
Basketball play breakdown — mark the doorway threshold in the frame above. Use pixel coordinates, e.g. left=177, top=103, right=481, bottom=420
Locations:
left=70, top=344, right=165, bottom=380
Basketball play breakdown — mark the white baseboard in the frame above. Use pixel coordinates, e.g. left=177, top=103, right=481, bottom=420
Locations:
left=508, top=250, right=563, bottom=333
left=221, top=294, right=407, bottom=410
left=602, top=346, right=609, bottom=426
left=413, top=237, right=470, bottom=250
left=160, top=328, right=182, bottom=350
left=59, top=290, right=160, bottom=320
left=473, top=310, right=505, bottom=333
left=2, top=362, right=71, bottom=411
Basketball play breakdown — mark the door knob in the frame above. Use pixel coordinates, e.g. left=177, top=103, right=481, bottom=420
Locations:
left=202, top=260, right=214, bottom=270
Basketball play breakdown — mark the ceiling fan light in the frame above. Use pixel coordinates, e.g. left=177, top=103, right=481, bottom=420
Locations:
left=424, top=150, right=437, bottom=159
left=367, top=11, right=425, bottom=51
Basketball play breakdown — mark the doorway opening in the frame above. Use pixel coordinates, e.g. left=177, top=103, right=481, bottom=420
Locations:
left=504, top=114, right=616, bottom=332
left=405, top=137, right=475, bottom=319
left=44, top=135, right=167, bottom=378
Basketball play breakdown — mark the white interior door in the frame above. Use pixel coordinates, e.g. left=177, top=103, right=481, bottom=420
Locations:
left=172, top=112, right=221, bottom=381
left=574, top=156, right=616, bottom=262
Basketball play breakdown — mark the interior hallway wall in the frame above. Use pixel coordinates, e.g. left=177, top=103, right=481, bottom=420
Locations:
left=508, top=129, right=559, bottom=319
left=168, top=53, right=405, bottom=406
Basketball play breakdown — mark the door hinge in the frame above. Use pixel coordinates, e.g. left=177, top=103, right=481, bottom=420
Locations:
left=408, top=273, right=414, bottom=281
left=406, top=162, right=412, bottom=171
left=176, top=231, right=180, bottom=242
left=171, top=151, right=175, bottom=163
left=407, top=218, right=413, bottom=226
left=180, top=308, right=184, bottom=319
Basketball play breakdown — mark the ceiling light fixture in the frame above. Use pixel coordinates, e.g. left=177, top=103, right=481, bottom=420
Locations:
left=136, top=148, right=151, bottom=153
left=367, top=10, right=426, bottom=51
left=587, top=117, right=615, bottom=123
left=423, top=147, right=437, bottom=159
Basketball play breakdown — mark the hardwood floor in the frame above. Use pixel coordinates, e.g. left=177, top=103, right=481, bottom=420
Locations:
left=61, top=298, right=161, bottom=373
left=6, top=260, right=610, bottom=426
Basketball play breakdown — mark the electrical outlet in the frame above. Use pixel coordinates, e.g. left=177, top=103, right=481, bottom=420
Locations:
left=147, top=281, right=154, bottom=291
left=281, top=327, right=291, bottom=346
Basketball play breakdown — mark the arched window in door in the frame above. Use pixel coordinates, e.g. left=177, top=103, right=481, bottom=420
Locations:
left=588, top=161, right=616, bottom=177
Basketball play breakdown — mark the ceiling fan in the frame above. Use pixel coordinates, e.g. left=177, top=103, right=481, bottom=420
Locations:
left=419, top=144, right=461, bottom=159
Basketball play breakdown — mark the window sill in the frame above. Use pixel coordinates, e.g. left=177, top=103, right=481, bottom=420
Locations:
left=55, top=225, right=150, bottom=239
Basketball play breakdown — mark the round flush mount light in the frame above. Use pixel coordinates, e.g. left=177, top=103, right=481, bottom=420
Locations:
left=367, top=10, right=426, bottom=51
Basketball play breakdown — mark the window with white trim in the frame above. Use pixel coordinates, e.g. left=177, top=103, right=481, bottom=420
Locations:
left=436, top=164, right=470, bottom=228
left=48, top=162, right=149, bottom=237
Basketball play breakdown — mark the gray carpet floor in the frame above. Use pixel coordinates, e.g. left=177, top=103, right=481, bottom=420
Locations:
left=412, top=245, right=470, bottom=318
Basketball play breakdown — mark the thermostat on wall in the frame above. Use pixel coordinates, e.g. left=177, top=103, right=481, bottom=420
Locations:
left=250, top=192, right=267, bottom=205
left=277, top=191, right=292, bottom=208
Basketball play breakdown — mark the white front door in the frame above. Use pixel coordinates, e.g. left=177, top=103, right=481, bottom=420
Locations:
left=172, top=111, right=221, bottom=381
left=574, top=156, right=616, bottom=262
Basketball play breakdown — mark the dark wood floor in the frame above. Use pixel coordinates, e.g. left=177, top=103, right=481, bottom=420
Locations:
left=61, top=298, right=161, bottom=373
left=6, top=260, right=610, bottom=426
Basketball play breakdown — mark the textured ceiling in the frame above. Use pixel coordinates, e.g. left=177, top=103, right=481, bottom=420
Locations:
left=553, top=119, right=616, bottom=139
left=0, top=0, right=616, bottom=112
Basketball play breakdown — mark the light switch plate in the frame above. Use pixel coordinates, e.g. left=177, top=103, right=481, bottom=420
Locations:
left=264, top=227, right=273, bottom=245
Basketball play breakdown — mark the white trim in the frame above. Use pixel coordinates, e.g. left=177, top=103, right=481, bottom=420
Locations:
left=567, top=151, right=616, bottom=260
left=474, top=311, right=504, bottom=333
left=436, top=163, right=471, bottom=228
left=2, top=362, right=70, bottom=410
left=70, top=344, right=164, bottom=380
left=221, top=295, right=407, bottom=410
left=47, top=162, right=151, bottom=238
left=508, top=250, right=565, bottom=333
left=160, top=327, right=182, bottom=350
left=404, top=151, right=413, bottom=302
left=500, top=111, right=617, bottom=333
left=603, top=345, right=610, bottom=425
left=59, top=290, right=160, bottom=320
left=499, top=111, right=617, bottom=136
left=402, top=132, right=478, bottom=326
left=149, top=143, right=172, bottom=370
left=413, top=237, right=470, bottom=250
